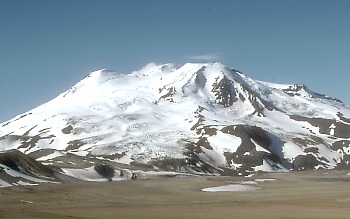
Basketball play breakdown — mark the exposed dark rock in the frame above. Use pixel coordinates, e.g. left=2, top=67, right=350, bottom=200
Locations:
left=304, top=147, right=319, bottom=153
left=62, top=125, right=73, bottom=134
left=246, top=126, right=271, bottom=150
left=219, top=167, right=239, bottom=176
left=183, top=140, right=218, bottom=174
left=221, top=125, right=269, bottom=175
left=14, top=113, right=32, bottom=121
left=0, top=149, right=55, bottom=177
left=290, top=115, right=350, bottom=138
left=198, top=126, right=217, bottom=136
left=190, top=106, right=207, bottom=131
left=282, top=84, right=307, bottom=97
left=150, top=158, right=185, bottom=171
left=239, top=84, right=277, bottom=115
left=220, top=124, right=295, bottom=173
left=293, top=154, right=320, bottom=170
left=13, top=133, right=55, bottom=153
left=196, top=137, right=213, bottom=150
left=224, top=151, right=266, bottom=176
left=131, top=172, right=137, bottom=180
left=337, top=112, right=350, bottom=123
left=94, top=163, right=115, bottom=181
left=1, top=121, right=11, bottom=127
left=95, top=152, right=127, bottom=160
left=292, top=138, right=317, bottom=147
left=331, top=140, right=350, bottom=151
left=28, top=148, right=57, bottom=160
left=220, top=125, right=237, bottom=135
left=211, top=76, right=237, bottom=107
left=330, top=122, right=350, bottom=138
left=129, top=161, right=153, bottom=170
left=158, top=87, right=176, bottom=102
left=179, top=67, right=207, bottom=95
left=194, top=67, right=207, bottom=88
left=66, top=139, right=85, bottom=151
left=335, top=154, right=350, bottom=169
left=238, top=93, right=245, bottom=101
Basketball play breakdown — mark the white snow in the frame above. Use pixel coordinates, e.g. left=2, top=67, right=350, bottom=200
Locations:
left=0, top=62, right=350, bottom=176
left=329, top=123, right=336, bottom=136
left=254, top=178, right=276, bottom=182
left=207, top=132, right=242, bottom=153
left=282, top=141, right=304, bottom=160
left=254, top=159, right=275, bottom=172
left=0, top=164, right=51, bottom=183
left=0, top=179, right=12, bottom=187
left=0, top=135, right=22, bottom=152
left=315, top=144, right=340, bottom=167
left=20, top=200, right=34, bottom=204
left=234, top=181, right=257, bottom=185
left=15, top=181, right=39, bottom=186
left=37, top=151, right=65, bottom=161
left=61, top=166, right=123, bottom=182
left=115, top=153, right=132, bottom=164
left=202, top=184, right=260, bottom=192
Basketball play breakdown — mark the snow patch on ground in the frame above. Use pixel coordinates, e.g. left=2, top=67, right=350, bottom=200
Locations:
left=254, top=159, right=275, bottom=172
left=62, top=166, right=123, bottom=182
left=255, top=178, right=276, bottom=182
left=37, top=151, right=65, bottom=161
left=202, top=184, right=260, bottom=192
left=14, top=181, right=39, bottom=186
left=0, top=164, right=51, bottom=183
left=20, top=200, right=34, bottom=204
left=0, top=179, right=12, bottom=187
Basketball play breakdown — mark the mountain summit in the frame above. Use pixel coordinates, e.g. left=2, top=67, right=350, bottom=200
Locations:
left=1, top=62, right=350, bottom=178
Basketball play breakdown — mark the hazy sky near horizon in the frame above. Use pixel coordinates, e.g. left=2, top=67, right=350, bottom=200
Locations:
left=1, top=0, right=350, bottom=123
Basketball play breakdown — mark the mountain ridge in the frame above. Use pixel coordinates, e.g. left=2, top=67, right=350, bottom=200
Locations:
left=1, top=62, right=350, bottom=183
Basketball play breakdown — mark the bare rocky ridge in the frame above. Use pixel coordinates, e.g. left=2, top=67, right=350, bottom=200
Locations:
left=0, top=150, right=55, bottom=178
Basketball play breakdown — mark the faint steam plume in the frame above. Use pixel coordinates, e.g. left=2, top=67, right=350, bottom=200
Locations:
left=189, top=53, right=222, bottom=61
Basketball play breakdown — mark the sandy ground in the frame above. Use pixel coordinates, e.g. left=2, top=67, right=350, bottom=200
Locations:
left=2, top=170, right=350, bottom=219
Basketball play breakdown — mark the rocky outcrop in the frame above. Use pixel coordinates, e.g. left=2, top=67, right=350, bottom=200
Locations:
left=94, top=163, right=115, bottom=181
left=0, top=149, right=56, bottom=178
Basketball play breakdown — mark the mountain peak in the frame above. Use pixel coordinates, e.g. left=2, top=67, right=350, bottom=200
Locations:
left=1, top=62, right=350, bottom=182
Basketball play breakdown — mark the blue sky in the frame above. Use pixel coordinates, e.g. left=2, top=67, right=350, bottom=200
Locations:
left=1, top=0, right=349, bottom=122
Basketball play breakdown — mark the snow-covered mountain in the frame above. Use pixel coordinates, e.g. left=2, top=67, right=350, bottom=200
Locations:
left=1, top=62, right=350, bottom=180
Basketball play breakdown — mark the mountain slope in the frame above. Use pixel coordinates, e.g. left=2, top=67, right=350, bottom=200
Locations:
left=1, top=62, right=350, bottom=178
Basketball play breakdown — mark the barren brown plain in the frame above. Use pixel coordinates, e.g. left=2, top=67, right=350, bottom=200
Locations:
left=2, top=170, right=350, bottom=219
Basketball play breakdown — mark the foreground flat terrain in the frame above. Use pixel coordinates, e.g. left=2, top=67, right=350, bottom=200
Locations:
left=1, top=170, right=350, bottom=219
